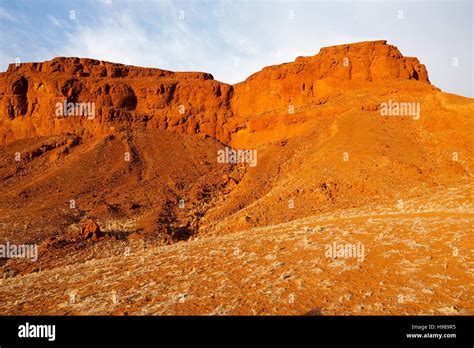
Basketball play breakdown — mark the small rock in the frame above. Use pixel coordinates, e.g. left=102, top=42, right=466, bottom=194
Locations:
left=80, top=218, right=103, bottom=241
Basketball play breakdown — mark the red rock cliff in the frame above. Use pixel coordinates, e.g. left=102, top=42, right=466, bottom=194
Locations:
left=0, top=41, right=431, bottom=145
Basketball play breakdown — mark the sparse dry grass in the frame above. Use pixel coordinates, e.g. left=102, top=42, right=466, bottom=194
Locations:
left=0, top=182, right=472, bottom=315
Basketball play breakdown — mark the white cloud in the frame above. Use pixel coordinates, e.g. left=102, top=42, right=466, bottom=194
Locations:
left=48, top=15, right=62, bottom=28
left=55, top=2, right=380, bottom=85
left=0, top=6, right=15, bottom=22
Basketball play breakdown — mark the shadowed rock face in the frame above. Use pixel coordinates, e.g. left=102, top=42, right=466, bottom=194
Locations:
left=0, top=40, right=430, bottom=145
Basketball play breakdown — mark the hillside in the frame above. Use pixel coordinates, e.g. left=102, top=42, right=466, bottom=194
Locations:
left=0, top=40, right=472, bottom=315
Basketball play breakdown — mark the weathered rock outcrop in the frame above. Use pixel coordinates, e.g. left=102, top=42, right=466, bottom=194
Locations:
left=0, top=41, right=432, bottom=145
left=231, top=40, right=430, bottom=118
left=1, top=57, right=233, bottom=144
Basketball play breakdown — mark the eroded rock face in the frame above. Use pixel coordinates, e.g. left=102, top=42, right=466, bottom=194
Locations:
left=231, top=40, right=431, bottom=118
left=2, top=75, right=28, bottom=120
left=0, top=41, right=431, bottom=145
left=243, top=40, right=429, bottom=84
left=0, top=57, right=233, bottom=144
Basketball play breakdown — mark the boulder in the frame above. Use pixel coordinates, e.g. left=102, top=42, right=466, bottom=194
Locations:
left=80, top=219, right=103, bottom=241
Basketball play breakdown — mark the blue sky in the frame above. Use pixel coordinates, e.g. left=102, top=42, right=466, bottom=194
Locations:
left=0, top=0, right=472, bottom=97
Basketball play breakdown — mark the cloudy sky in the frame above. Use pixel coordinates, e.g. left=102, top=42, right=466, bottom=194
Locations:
left=0, top=0, right=472, bottom=97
